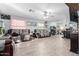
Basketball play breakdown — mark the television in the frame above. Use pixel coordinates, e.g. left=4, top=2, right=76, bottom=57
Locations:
left=1, top=14, right=11, bottom=20
left=70, top=11, right=78, bottom=23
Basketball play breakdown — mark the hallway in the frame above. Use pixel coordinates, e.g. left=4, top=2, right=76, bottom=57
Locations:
left=14, top=35, right=78, bottom=56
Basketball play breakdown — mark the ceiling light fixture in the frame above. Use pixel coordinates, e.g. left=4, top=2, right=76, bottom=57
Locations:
left=42, top=10, right=53, bottom=19
left=29, top=9, right=35, bottom=12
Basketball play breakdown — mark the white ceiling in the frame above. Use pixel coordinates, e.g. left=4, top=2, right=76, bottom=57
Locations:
left=0, top=3, right=69, bottom=22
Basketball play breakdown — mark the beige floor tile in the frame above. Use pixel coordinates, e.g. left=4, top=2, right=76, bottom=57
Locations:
left=14, top=35, right=79, bottom=56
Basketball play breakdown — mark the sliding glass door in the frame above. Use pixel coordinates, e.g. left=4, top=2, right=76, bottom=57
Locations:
left=0, top=20, right=3, bottom=35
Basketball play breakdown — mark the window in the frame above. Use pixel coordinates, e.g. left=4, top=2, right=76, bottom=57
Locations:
left=11, top=19, right=26, bottom=29
left=0, top=21, right=3, bottom=35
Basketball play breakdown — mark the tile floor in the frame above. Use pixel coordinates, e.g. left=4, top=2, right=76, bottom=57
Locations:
left=14, top=35, right=79, bottom=56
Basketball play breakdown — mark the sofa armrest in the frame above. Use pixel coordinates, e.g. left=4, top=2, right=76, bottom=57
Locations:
left=0, top=40, right=13, bottom=56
